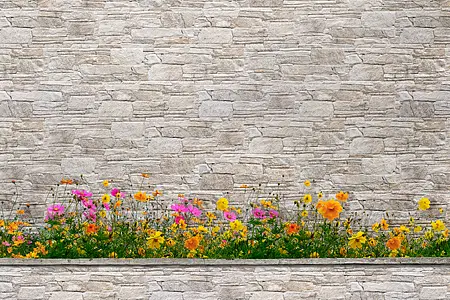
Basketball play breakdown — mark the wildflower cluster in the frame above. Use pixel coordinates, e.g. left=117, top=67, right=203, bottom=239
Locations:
left=0, top=177, right=449, bottom=259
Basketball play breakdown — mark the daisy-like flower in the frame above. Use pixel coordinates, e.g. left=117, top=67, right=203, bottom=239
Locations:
left=111, top=188, right=125, bottom=198
left=224, top=211, right=237, bottom=222
left=348, top=231, right=366, bottom=249
left=252, top=208, right=266, bottom=219
left=47, top=204, right=65, bottom=219
left=418, top=197, right=430, bottom=211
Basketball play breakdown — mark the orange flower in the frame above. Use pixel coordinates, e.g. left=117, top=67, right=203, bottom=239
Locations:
left=60, top=178, right=73, bottom=185
left=134, top=191, right=147, bottom=202
left=141, top=173, right=150, bottom=178
left=285, top=223, right=301, bottom=235
left=152, top=190, right=162, bottom=197
left=386, top=236, right=401, bottom=251
left=240, top=184, right=249, bottom=188
left=193, top=198, right=204, bottom=208
left=317, top=199, right=343, bottom=221
left=336, top=191, right=349, bottom=202
left=16, top=210, right=25, bottom=215
left=184, top=236, right=201, bottom=251
left=85, top=223, right=98, bottom=235
left=114, top=200, right=122, bottom=210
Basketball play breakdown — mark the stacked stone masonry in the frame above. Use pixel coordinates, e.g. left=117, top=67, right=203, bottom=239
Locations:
left=0, top=0, right=449, bottom=221
left=0, top=258, right=449, bottom=300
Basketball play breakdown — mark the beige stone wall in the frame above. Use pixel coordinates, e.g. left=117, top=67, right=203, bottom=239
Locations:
left=0, top=258, right=449, bottom=299
left=0, top=0, right=448, bottom=220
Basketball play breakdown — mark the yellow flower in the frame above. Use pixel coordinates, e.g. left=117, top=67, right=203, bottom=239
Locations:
left=99, top=210, right=106, bottom=218
left=109, top=252, right=117, bottom=258
left=439, top=208, right=444, bottom=214
left=0, top=220, right=4, bottom=227
left=380, top=218, right=389, bottom=230
left=101, top=194, right=111, bottom=204
left=425, top=230, right=434, bottom=240
left=310, top=252, right=319, bottom=258
left=368, top=238, right=377, bottom=247
left=303, top=194, right=312, bottom=204
left=348, top=231, right=366, bottom=249
left=399, top=225, right=410, bottom=233
left=414, top=226, right=422, bottom=233
left=166, top=238, right=176, bottom=247
left=102, top=180, right=109, bottom=187
left=216, top=198, right=229, bottom=211
left=261, top=200, right=273, bottom=209
left=147, top=231, right=164, bottom=249
left=418, top=197, right=430, bottom=211
left=206, top=212, right=217, bottom=222
left=230, top=220, right=244, bottom=231
left=318, top=192, right=323, bottom=198
left=301, top=210, right=308, bottom=217
left=304, top=180, right=311, bottom=187
left=372, top=222, right=380, bottom=233
left=197, top=226, right=207, bottom=233
left=212, top=226, right=220, bottom=233
left=431, top=220, right=446, bottom=232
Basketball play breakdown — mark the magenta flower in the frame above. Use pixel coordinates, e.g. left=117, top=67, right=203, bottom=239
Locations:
left=103, top=202, right=111, bottom=211
left=171, top=204, right=188, bottom=213
left=269, top=209, right=279, bottom=219
left=81, top=199, right=97, bottom=212
left=83, top=210, right=97, bottom=222
left=252, top=208, right=266, bottom=219
left=224, top=211, right=237, bottom=222
left=174, top=215, right=185, bottom=224
left=188, top=205, right=202, bottom=217
left=47, top=204, right=65, bottom=217
left=72, top=189, right=93, bottom=198
left=111, top=188, right=125, bottom=198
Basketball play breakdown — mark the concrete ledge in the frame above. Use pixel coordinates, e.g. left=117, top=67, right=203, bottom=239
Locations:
left=1, top=257, right=449, bottom=266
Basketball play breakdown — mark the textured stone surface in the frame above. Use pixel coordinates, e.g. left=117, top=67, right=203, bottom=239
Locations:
left=0, top=259, right=449, bottom=300
left=0, top=0, right=448, bottom=223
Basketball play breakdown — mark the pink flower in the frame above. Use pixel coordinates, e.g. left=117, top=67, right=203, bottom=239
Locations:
left=47, top=204, right=65, bottom=218
left=188, top=205, right=202, bottom=217
left=171, top=204, right=188, bottom=213
left=111, top=188, right=125, bottom=198
left=83, top=210, right=97, bottom=222
left=107, top=226, right=112, bottom=232
left=252, top=208, right=266, bottom=219
left=224, top=211, right=237, bottom=222
left=174, top=215, right=185, bottom=224
left=103, top=202, right=110, bottom=211
left=72, top=189, right=93, bottom=198
left=269, top=209, right=279, bottom=219
left=2, top=241, right=10, bottom=246
left=81, top=199, right=96, bottom=212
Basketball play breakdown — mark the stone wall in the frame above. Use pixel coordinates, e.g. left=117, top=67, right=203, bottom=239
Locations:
left=0, top=258, right=449, bottom=299
left=0, top=0, right=449, bottom=220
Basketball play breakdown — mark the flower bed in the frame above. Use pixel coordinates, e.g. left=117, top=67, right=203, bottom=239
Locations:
left=1, top=176, right=448, bottom=258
